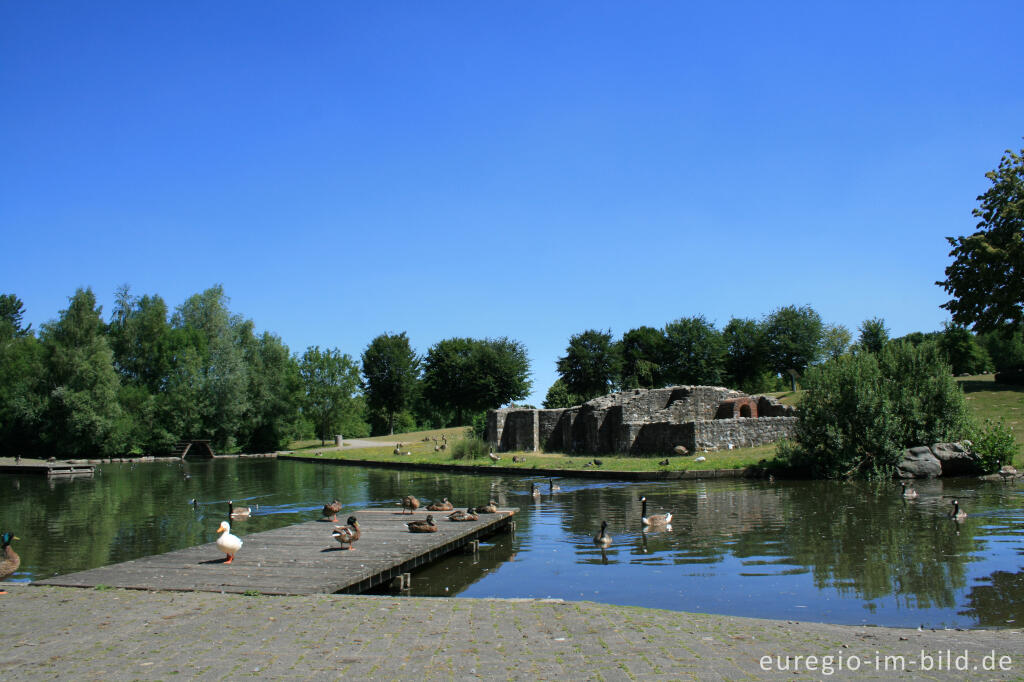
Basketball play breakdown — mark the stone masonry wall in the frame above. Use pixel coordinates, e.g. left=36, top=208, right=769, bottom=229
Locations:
left=692, top=417, right=797, bottom=452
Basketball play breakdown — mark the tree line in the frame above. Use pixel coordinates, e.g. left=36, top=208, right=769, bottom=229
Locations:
left=0, top=286, right=531, bottom=457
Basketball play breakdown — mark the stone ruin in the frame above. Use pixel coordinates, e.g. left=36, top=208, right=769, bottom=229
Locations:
left=486, top=385, right=797, bottom=456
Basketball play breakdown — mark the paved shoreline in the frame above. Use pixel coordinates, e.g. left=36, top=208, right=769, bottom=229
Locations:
left=2, top=585, right=1021, bottom=680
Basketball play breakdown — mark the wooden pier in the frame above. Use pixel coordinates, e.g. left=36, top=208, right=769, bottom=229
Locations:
left=35, top=508, right=517, bottom=595
left=0, top=458, right=94, bottom=477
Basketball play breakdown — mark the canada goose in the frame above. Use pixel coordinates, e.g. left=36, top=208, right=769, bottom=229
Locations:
left=0, top=532, right=20, bottom=593
left=426, top=497, right=454, bottom=512
left=531, top=482, right=541, bottom=498
left=640, top=496, right=673, bottom=526
left=900, top=482, right=918, bottom=499
left=593, top=520, right=612, bottom=547
left=406, top=515, right=438, bottom=533
left=549, top=479, right=560, bottom=492
left=447, top=508, right=479, bottom=522
left=512, top=456, right=525, bottom=463
left=999, top=465, right=1018, bottom=482
left=216, top=521, right=243, bottom=564
left=400, top=495, right=420, bottom=515
left=228, top=501, right=251, bottom=519
left=322, top=499, right=342, bottom=522
left=332, top=516, right=361, bottom=550
left=593, top=459, right=603, bottom=466
left=488, top=451, right=501, bottom=463
left=949, top=499, right=967, bottom=520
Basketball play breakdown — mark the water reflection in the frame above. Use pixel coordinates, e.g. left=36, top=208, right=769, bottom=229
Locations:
left=2, top=459, right=1023, bottom=628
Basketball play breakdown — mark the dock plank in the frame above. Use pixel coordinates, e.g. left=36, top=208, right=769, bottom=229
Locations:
left=35, top=508, right=516, bottom=595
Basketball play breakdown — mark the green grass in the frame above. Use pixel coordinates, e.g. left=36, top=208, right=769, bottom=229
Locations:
left=958, top=373, right=1024, bottom=465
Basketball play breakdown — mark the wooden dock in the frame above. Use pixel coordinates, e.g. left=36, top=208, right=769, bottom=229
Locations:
left=34, top=508, right=516, bottom=595
left=0, top=459, right=94, bottom=477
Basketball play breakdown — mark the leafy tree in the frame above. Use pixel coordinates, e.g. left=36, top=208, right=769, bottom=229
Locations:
left=763, top=304, right=824, bottom=390
left=723, top=317, right=767, bottom=391
left=619, top=326, right=666, bottom=389
left=661, top=316, right=726, bottom=386
left=422, top=337, right=530, bottom=424
left=857, top=317, right=890, bottom=354
left=299, top=346, right=361, bottom=446
left=556, top=329, right=619, bottom=401
left=543, top=377, right=584, bottom=409
left=108, top=286, right=174, bottom=392
left=821, top=323, right=852, bottom=360
left=939, top=323, right=992, bottom=375
left=38, top=288, right=127, bottom=457
left=939, top=145, right=1024, bottom=332
left=240, top=328, right=303, bottom=451
left=0, top=293, right=32, bottom=338
left=980, top=328, right=1024, bottom=372
left=779, top=342, right=970, bottom=478
left=361, top=332, right=420, bottom=435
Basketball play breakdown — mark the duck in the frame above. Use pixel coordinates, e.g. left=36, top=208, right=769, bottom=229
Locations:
left=640, top=496, right=673, bottom=526
left=658, top=458, right=670, bottom=466
left=447, top=508, right=479, bottom=522
left=406, top=515, right=438, bottom=533
left=531, top=482, right=541, bottom=498
left=0, top=532, right=20, bottom=593
left=593, top=520, right=612, bottom=547
left=215, top=521, right=243, bottom=564
left=900, top=482, right=918, bottom=499
left=512, top=456, right=525, bottom=463
left=426, top=497, right=454, bottom=512
left=474, top=500, right=498, bottom=514
left=332, top=516, right=361, bottom=550
left=400, top=495, right=420, bottom=515
left=322, top=499, right=342, bottom=522
left=593, top=459, right=603, bottom=466
left=228, top=500, right=251, bottom=519
left=949, top=499, right=967, bottom=520
left=549, top=479, right=560, bottom=492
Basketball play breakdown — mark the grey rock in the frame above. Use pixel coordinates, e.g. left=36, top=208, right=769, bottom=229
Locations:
left=897, top=446, right=942, bottom=478
left=931, top=442, right=983, bottom=476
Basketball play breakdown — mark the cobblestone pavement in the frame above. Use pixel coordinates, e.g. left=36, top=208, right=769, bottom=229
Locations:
left=2, top=584, right=1022, bottom=680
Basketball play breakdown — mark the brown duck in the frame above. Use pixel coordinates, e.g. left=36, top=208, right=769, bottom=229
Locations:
left=405, top=515, right=438, bottom=533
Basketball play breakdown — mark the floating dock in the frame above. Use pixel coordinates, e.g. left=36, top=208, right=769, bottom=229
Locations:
left=0, top=459, right=94, bottom=477
left=34, top=508, right=516, bottom=595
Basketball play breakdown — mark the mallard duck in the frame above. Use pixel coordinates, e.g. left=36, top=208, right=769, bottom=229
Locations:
left=229, top=500, right=251, bottom=519
left=900, top=482, right=918, bottom=499
left=950, top=499, right=967, bottom=520
left=332, top=516, right=361, bottom=550
left=640, top=496, right=673, bottom=526
left=593, top=520, right=612, bottom=547
left=406, top=515, right=438, bottom=533
left=549, top=479, right=560, bottom=492
left=0, top=532, right=20, bottom=593
left=474, top=500, right=498, bottom=514
left=216, top=521, right=242, bottom=564
left=322, top=499, right=342, bottom=522
left=531, top=482, right=541, bottom=498
left=448, top=508, right=479, bottom=522
left=426, top=497, right=453, bottom=512
left=400, top=495, right=420, bottom=514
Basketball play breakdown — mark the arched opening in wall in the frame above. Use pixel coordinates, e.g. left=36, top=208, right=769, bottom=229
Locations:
left=739, top=404, right=752, bottom=418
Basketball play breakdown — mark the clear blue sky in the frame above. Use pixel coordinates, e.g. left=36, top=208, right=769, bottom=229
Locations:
left=2, top=2, right=1022, bottom=406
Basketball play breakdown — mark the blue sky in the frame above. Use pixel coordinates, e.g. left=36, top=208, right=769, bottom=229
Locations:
left=2, top=2, right=1022, bottom=406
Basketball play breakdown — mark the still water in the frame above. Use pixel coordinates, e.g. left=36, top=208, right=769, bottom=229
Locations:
left=3, top=458, right=1023, bottom=629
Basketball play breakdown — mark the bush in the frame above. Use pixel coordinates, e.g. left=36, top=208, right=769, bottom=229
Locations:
left=469, top=411, right=488, bottom=440
left=968, top=418, right=1018, bottom=472
left=778, top=342, right=970, bottom=478
left=451, top=435, right=490, bottom=460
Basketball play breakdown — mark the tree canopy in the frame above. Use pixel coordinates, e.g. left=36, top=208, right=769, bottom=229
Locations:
left=422, top=336, right=531, bottom=424
left=555, top=329, right=619, bottom=401
left=763, top=305, right=824, bottom=390
left=299, top=346, right=360, bottom=445
left=361, top=332, right=420, bottom=435
left=939, top=145, right=1024, bottom=333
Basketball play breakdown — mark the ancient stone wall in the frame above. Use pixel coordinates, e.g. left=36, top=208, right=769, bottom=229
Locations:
left=692, top=417, right=797, bottom=452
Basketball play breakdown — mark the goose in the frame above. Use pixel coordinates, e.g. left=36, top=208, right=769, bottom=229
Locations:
left=593, top=459, right=603, bottom=466
left=474, top=500, right=498, bottom=514
left=658, top=458, right=670, bottom=466
left=531, top=482, right=541, bottom=498
left=447, top=508, right=479, bottom=522
left=229, top=501, right=251, bottom=519
left=593, top=520, right=612, bottom=547
left=0, top=532, right=20, bottom=593
left=322, top=499, right=342, bottom=522
left=400, top=495, right=420, bottom=515
left=488, top=451, right=501, bottom=463
left=512, top=456, right=525, bottom=463
left=549, top=479, right=560, bottom=492
left=900, top=482, right=918, bottom=499
left=215, top=521, right=243, bottom=564
left=332, top=516, right=361, bottom=550
left=406, top=515, right=438, bottom=533
left=640, top=496, right=673, bottom=526
left=949, top=499, right=967, bottom=520
left=426, top=497, right=454, bottom=512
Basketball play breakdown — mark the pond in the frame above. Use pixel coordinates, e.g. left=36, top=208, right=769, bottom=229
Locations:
left=3, top=457, right=1023, bottom=629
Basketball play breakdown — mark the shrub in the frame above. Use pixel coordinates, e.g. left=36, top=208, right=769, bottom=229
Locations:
left=451, top=435, right=490, bottom=460
left=779, top=342, right=970, bottom=478
left=968, top=418, right=1018, bottom=472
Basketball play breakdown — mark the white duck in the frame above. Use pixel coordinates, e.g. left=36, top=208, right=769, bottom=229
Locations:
left=216, top=521, right=243, bottom=564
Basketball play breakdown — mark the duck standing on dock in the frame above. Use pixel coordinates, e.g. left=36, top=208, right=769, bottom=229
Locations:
left=322, top=499, right=342, bottom=522
left=426, top=497, right=453, bottom=512
left=0, top=532, right=20, bottom=593
left=332, top=516, right=361, bottom=550
left=400, top=495, right=420, bottom=514
left=406, top=515, right=438, bottom=533
left=216, top=521, right=242, bottom=564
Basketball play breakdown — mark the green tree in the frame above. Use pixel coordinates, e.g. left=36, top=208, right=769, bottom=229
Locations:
left=723, top=317, right=767, bottom=391
left=821, top=323, right=852, bottom=360
left=543, top=377, right=584, bottom=408
left=299, top=346, right=361, bottom=446
left=763, top=304, right=824, bottom=390
left=857, top=317, right=890, bottom=354
left=661, top=316, right=726, bottom=386
left=939, top=145, right=1024, bottom=332
left=240, top=327, right=303, bottom=451
left=939, top=323, right=992, bottom=375
left=361, top=332, right=420, bottom=435
left=619, top=326, right=666, bottom=389
left=38, top=288, right=127, bottom=457
left=0, top=293, right=32, bottom=338
left=980, top=328, right=1024, bottom=372
left=108, top=286, right=174, bottom=392
left=422, top=337, right=531, bottom=424
left=556, top=329, right=619, bottom=401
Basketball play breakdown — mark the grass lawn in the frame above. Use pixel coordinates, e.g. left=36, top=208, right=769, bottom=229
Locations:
left=958, top=374, right=1024, bottom=464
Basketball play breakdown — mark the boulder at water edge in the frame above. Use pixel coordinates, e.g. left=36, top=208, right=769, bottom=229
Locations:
left=897, top=446, right=942, bottom=478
